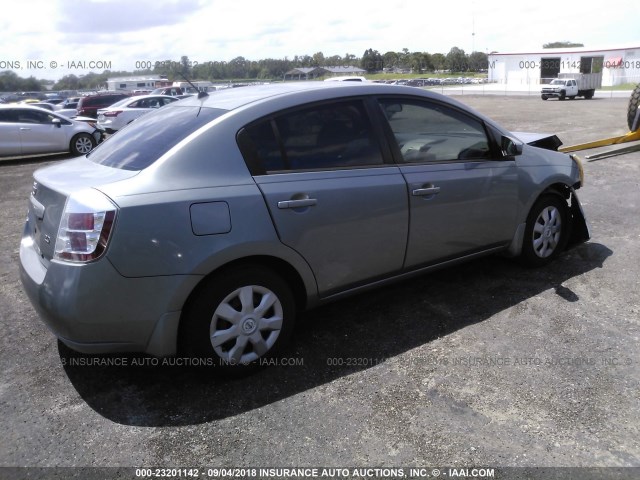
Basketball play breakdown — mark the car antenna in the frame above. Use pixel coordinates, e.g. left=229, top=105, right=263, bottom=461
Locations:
left=178, top=71, right=208, bottom=99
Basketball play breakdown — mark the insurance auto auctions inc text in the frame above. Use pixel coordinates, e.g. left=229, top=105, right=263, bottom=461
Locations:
left=186, top=467, right=495, bottom=478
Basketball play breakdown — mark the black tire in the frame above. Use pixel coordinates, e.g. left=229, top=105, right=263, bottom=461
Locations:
left=541, top=95, right=548, bottom=101
left=628, top=84, right=640, bottom=131
left=70, top=133, right=96, bottom=156
left=569, top=96, right=576, bottom=100
left=584, top=90, right=594, bottom=100
left=559, top=91, right=566, bottom=101
left=520, top=195, right=569, bottom=267
left=180, top=265, right=295, bottom=374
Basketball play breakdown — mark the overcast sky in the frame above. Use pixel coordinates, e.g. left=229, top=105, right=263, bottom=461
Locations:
left=2, top=0, right=639, bottom=80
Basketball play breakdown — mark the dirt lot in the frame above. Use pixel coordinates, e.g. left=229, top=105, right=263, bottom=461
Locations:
left=1, top=95, right=639, bottom=477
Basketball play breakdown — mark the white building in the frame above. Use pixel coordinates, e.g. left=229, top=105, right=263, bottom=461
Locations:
left=488, top=45, right=640, bottom=87
left=106, top=75, right=172, bottom=92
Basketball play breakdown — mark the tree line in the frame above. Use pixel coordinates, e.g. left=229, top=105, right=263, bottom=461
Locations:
left=2, top=47, right=489, bottom=92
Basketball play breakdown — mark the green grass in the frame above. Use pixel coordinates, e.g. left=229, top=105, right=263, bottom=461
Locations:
left=365, top=72, right=487, bottom=81
left=599, top=83, right=639, bottom=91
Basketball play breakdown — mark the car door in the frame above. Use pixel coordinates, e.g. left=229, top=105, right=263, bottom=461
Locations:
left=571, top=80, right=579, bottom=96
left=0, top=109, right=22, bottom=156
left=238, top=99, right=409, bottom=295
left=15, top=109, right=67, bottom=155
left=377, top=98, right=518, bottom=269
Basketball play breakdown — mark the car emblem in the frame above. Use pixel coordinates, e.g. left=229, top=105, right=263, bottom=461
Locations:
left=31, top=182, right=38, bottom=196
left=44, top=235, right=51, bottom=244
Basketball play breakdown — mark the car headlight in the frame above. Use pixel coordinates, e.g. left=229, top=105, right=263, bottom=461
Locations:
left=570, top=154, right=585, bottom=187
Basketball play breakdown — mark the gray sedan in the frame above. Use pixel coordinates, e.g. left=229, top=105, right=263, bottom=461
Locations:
left=19, top=82, right=589, bottom=372
left=0, top=104, right=100, bottom=157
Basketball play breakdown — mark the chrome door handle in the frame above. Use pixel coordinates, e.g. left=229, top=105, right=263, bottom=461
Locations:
left=277, top=198, right=318, bottom=209
left=20, top=127, right=31, bottom=131
left=412, top=186, right=441, bottom=196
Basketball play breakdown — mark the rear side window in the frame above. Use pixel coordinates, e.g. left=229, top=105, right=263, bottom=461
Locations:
left=379, top=99, right=491, bottom=163
left=239, top=100, right=384, bottom=173
left=88, top=106, right=225, bottom=170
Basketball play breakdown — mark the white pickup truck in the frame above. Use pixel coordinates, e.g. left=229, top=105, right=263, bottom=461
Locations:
left=541, top=73, right=601, bottom=100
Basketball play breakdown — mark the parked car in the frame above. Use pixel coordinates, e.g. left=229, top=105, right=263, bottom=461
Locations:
left=19, top=83, right=589, bottom=372
left=22, top=102, right=56, bottom=111
left=61, top=97, right=80, bottom=108
left=324, top=76, right=368, bottom=82
left=96, top=94, right=178, bottom=133
left=44, top=96, right=65, bottom=105
left=0, top=105, right=101, bottom=157
left=150, top=87, right=185, bottom=96
left=56, top=107, right=80, bottom=118
left=76, top=92, right=130, bottom=118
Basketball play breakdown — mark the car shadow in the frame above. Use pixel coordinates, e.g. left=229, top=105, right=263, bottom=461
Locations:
left=60, top=241, right=612, bottom=426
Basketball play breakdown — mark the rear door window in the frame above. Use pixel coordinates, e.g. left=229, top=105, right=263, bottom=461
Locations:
left=239, top=100, right=384, bottom=173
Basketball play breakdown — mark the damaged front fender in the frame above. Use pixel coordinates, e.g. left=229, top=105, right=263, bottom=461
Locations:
left=567, top=188, right=591, bottom=249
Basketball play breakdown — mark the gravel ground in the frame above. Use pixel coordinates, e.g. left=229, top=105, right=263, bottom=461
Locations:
left=1, top=95, right=638, bottom=479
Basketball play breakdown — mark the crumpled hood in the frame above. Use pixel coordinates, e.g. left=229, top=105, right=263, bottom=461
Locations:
left=512, top=131, right=563, bottom=151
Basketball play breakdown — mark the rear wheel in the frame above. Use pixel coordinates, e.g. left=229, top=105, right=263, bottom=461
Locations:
left=70, top=133, right=96, bottom=155
left=180, top=265, right=295, bottom=373
left=628, top=84, right=640, bottom=131
left=520, top=195, right=569, bottom=267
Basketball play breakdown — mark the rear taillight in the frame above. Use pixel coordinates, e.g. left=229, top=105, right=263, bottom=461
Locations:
left=103, top=110, right=122, bottom=117
left=54, top=189, right=117, bottom=263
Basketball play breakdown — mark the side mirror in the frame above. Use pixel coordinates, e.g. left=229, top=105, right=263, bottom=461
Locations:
left=52, top=118, right=62, bottom=128
left=501, top=135, right=523, bottom=157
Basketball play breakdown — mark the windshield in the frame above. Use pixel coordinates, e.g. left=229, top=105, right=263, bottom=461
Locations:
left=550, top=79, right=566, bottom=85
left=87, top=106, right=226, bottom=170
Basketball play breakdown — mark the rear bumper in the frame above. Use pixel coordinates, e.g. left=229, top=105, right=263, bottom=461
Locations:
left=19, top=223, right=201, bottom=356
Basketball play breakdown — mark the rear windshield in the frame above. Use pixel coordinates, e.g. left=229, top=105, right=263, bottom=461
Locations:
left=87, top=106, right=225, bottom=170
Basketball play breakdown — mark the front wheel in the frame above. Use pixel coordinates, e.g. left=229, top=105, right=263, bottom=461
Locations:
left=520, top=195, right=569, bottom=267
left=559, top=91, right=566, bottom=101
left=70, top=133, right=96, bottom=155
left=541, top=95, right=548, bottom=100
left=180, top=265, right=295, bottom=373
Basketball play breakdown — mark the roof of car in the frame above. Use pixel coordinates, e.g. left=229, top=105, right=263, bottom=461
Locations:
left=0, top=104, right=82, bottom=121
left=176, top=81, right=442, bottom=112
left=171, top=82, right=499, bottom=132
left=126, top=94, right=177, bottom=101
left=0, top=103, right=55, bottom=111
